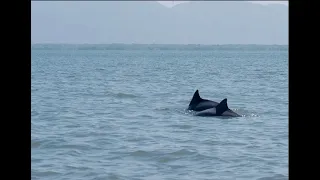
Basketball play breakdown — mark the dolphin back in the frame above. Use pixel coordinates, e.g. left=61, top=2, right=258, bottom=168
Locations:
left=189, top=90, right=202, bottom=106
left=195, top=98, right=237, bottom=117
left=188, top=90, right=219, bottom=111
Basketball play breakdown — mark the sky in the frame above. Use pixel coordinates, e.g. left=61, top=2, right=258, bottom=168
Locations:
left=158, top=1, right=288, bottom=8
left=32, top=1, right=288, bottom=44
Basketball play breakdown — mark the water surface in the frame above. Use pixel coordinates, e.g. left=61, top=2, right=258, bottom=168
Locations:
left=32, top=44, right=288, bottom=180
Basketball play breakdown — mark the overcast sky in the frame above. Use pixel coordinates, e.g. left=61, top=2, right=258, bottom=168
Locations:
left=32, top=1, right=288, bottom=44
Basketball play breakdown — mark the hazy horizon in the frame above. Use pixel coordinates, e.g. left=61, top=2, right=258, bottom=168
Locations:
left=158, top=1, right=288, bottom=8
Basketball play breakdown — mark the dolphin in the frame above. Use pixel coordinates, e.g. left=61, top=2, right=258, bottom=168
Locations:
left=187, top=90, right=241, bottom=117
left=195, top=98, right=241, bottom=117
left=187, top=90, right=219, bottom=111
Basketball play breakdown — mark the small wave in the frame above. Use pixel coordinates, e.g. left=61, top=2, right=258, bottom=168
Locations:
left=31, top=140, right=42, bottom=148
left=83, top=172, right=125, bottom=180
left=155, top=149, right=222, bottom=164
left=184, top=109, right=197, bottom=116
left=31, top=137, right=57, bottom=149
left=192, top=153, right=226, bottom=162
left=59, top=143, right=95, bottom=152
left=169, top=124, right=193, bottom=130
left=256, top=174, right=287, bottom=180
left=241, top=113, right=260, bottom=117
left=31, top=88, right=39, bottom=92
left=153, top=149, right=197, bottom=163
left=115, top=93, right=138, bottom=98
left=154, top=107, right=170, bottom=111
left=31, top=109, right=39, bottom=116
left=186, top=108, right=260, bottom=118
left=66, top=74, right=76, bottom=78
left=128, top=148, right=198, bottom=162
left=184, top=109, right=243, bottom=118
left=137, top=114, right=154, bottom=118
left=96, top=68, right=105, bottom=71
left=129, top=150, right=154, bottom=157
left=232, top=108, right=260, bottom=117
left=65, top=165, right=92, bottom=171
left=168, top=148, right=196, bottom=156
left=106, top=173, right=124, bottom=180
left=32, top=170, right=61, bottom=177
left=106, top=92, right=139, bottom=99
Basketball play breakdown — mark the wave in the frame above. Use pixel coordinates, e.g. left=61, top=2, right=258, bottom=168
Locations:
left=257, top=174, right=287, bottom=180
left=105, top=92, right=140, bottom=99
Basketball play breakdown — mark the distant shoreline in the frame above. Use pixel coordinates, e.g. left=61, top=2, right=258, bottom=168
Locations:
left=31, top=43, right=288, bottom=46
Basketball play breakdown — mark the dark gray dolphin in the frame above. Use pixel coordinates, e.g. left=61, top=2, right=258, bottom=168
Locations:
left=187, top=90, right=219, bottom=111
left=195, top=98, right=241, bottom=117
left=187, top=90, right=241, bottom=117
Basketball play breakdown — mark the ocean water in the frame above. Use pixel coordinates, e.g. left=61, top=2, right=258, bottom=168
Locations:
left=31, top=44, right=288, bottom=180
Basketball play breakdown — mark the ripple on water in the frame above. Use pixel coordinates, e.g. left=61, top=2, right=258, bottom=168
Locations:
left=32, top=169, right=61, bottom=179
left=106, top=92, right=140, bottom=99
left=169, top=124, right=194, bottom=130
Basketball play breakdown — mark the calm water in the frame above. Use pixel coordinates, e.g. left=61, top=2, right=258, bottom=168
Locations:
left=31, top=44, right=288, bottom=180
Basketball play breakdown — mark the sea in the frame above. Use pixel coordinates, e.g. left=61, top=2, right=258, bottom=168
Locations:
left=31, top=44, right=288, bottom=180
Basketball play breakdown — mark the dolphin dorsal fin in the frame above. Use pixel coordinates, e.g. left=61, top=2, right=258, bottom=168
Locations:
left=216, top=98, right=229, bottom=115
left=189, top=90, right=202, bottom=106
